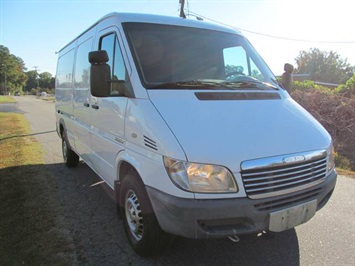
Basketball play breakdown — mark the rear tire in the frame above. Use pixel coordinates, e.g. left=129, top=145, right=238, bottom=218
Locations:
left=120, top=172, right=171, bottom=257
left=61, top=131, right=79, bottom=168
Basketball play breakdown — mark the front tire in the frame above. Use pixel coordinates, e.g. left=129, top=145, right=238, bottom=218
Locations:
left=120, top=173, right=170, bottom=257
left=61, top=132, right=79, bottom=168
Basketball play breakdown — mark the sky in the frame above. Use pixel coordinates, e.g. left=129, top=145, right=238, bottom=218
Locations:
left=1, top=0, right=354, bottom=76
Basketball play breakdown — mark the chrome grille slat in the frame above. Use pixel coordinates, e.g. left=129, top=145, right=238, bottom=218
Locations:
left=242, top=159, right=327, bottom=178
left=244, top=167, right=326, bottom=187
left=241, top=150, right=328, bottom=199
left=243, top=163, right=326, bottom=183
left=246, top=173, right=326, bottom=192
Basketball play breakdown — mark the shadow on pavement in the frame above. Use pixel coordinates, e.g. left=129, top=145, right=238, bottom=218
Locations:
left=0, top=130, right=57, bottom=142
left=1, top=161, right=300, bottom=265
left=0, top=102, right=24, bottom=113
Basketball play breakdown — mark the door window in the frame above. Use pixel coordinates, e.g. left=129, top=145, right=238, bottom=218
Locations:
left=75, top=37, right=92, bottom=88
left=57, top=49, right=75, bottom=88
left=100, top=33, right=130, bottom=95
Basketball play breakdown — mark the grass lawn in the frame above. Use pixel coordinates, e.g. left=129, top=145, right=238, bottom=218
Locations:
left=0, top=95, right=16, bottom=103
left=0, top=113, right=72, bottom=265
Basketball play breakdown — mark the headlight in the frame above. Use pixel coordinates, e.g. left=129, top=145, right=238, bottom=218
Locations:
left=328, top=145, right=335, bottom=171
left=163, top=157, right=238, bottom=193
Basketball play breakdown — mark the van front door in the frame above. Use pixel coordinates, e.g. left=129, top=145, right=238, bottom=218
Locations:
left=90, top=30, right=131, bottom=188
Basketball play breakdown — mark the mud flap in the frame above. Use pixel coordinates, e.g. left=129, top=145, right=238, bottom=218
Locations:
left=114, top=180, right=122, bottom=220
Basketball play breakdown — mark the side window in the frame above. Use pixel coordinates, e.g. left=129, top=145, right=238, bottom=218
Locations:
left=74, top=37, right=93, bottom=88
left=100, top=33, right=130, bottom=95
left=223, top=46, right=264, bottom=81
left=224, top=46, right=248, bottom=77
left=56, top=49, right=75, bottom=88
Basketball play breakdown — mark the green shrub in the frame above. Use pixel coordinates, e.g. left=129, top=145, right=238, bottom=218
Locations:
left=30, top=88, right=39, bottom=95
left=335, top=74, right=355, bottom=96
left=293, top=80, right=316, bottom=91
left=293, top=80, right=332, bottom=93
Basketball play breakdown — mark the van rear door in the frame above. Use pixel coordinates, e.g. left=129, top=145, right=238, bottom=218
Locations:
left=73, top=32, right=95, bottom=165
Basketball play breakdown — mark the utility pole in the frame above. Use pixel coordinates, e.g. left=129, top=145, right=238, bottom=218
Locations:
left=179, top=0, right=186, bottom=18
left=33, top=66, right=40, bottom=89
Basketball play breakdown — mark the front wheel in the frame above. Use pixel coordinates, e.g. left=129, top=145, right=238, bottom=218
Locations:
left=120, top=173, right=171, bottom=257
left=61, top=132, right=79, bottom=168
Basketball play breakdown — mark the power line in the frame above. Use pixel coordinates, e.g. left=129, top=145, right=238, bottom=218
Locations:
left=187, top=10, right=355, bottom=44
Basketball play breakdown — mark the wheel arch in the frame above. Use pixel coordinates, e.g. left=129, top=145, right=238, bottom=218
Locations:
left=115, top=151, right=144, bottom=184
left=58, top=118, right=66, bottom=138
left=114, top=153, right=148, bottom=219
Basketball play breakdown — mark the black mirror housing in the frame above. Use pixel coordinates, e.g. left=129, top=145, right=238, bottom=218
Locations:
left=89, top=50, right=109, bottom=64
left=89, top=50, right=111, bottom=97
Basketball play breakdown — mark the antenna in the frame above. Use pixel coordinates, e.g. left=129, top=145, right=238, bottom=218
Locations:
left=179, top=0, right=186, bottom=18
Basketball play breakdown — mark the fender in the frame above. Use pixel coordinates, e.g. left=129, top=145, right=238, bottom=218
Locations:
left=114, top=149, right=142, bottom=220
left=57, top=117, right=66, bottom=138
left=115, top=149, right=143, bottom=181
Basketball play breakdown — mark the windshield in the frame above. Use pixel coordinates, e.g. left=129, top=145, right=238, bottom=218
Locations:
left=123, top=22, right=278, bottom=90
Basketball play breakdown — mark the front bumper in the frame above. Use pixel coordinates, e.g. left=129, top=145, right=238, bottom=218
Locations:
left=147, top=170, right=337, bottom=239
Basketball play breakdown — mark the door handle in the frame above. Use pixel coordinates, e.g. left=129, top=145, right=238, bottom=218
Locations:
left=83, top=103, right=90, bottom=107
left=91, top=104, right=99, bottom=110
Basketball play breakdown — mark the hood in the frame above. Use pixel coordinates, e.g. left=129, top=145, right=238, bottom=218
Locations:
left=148, top=90, right=331, bottom=172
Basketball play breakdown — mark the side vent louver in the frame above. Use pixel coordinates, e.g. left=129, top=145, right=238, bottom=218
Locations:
left=144, top=135, right=158, bottom=151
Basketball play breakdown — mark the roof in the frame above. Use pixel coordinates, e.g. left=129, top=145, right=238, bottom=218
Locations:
left=58, top=12, right=242, bottom=53
left=100, top=12, right=241, bottom=35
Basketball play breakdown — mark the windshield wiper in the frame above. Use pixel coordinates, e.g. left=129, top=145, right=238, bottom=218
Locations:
left=221, top=80, right=279, bottom=90
left=148, top=80, right=227, bottom=90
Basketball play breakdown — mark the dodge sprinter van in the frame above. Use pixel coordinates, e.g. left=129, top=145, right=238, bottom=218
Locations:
left=55, top=13, right=337, bottom=256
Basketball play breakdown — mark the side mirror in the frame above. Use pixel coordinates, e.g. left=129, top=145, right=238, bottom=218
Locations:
left=89, top=50, right=111, bottom=97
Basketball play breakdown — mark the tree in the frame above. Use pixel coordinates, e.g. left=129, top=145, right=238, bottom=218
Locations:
left=294, top=48, right=354, bottom=84
left=25, top=71, right=55, bottom=93
left=39, top=72, right=55, bottom=89
left=0, top=45, right=28, bottom=94
left=225, top=65, right=263, bottom=80
left=24, top=70, right=38, bottom=91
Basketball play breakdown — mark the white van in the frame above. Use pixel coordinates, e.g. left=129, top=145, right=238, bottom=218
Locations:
left=55, top=13, right=337, bottom=256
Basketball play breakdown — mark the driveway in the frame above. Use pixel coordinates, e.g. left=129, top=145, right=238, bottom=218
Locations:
left=12, top=95, right=355, bottom=265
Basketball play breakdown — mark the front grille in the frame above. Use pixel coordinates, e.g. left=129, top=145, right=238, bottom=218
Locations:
left=241, top=150, right=328, bottom=199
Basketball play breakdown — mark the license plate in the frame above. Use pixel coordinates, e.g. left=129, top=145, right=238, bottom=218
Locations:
left=268, top=200, right=317, bottom=232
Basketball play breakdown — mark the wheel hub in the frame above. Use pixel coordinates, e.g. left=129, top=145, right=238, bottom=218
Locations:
left=125, top=190, right=144, bottom=241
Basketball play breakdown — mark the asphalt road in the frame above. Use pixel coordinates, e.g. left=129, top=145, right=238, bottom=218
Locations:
left=9, top=96, right=355, bottom=265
